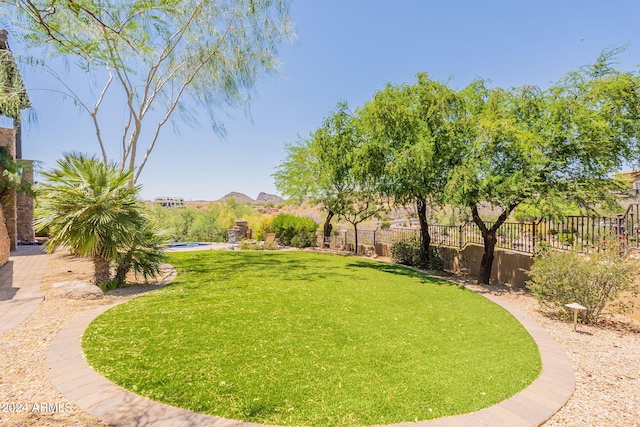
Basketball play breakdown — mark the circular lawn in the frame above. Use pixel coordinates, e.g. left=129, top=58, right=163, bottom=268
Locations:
left=82, top=251, right=541, bottom=426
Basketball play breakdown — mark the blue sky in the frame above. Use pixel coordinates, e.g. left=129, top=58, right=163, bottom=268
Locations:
left=6, top=1, right=640, bottom=201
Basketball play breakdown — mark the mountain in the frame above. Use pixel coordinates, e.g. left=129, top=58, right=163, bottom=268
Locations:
left=218, top=192, right=255, bottom=204
left=255, top=192, right=283, bottom=204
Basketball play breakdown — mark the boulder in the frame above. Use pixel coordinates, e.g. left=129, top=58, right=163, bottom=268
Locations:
left=50, top=280, right=104, bottom=300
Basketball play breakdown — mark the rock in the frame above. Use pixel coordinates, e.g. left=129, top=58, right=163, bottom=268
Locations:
left=50, top=280, right=104, bottom=300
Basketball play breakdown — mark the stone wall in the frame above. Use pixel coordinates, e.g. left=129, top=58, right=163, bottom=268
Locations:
left=228, top=219, right=252, bottom=242
left=0, top=127, right=16, bottom=252
left=16, top=160, right=34, bottom=242
left=0, top=202, right=10, bottom=265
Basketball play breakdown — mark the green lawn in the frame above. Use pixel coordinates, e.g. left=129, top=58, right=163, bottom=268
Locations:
left=82, top=251, right=540, bottom=426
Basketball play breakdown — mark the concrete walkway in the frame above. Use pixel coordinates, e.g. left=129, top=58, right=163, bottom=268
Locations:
left=0, top=245, right=48, bottom=334
left=45, top=255, right=576, bottom=427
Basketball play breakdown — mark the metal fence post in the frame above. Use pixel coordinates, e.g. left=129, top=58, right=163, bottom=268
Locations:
left=617, top=214, right=626, bottom=250
left=532, top=221, right=537, bottom=252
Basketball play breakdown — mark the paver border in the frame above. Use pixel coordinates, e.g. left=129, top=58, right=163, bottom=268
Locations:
left=47, top=257, right=575, bottom=427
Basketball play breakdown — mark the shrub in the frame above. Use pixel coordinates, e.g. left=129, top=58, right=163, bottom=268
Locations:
left=558, top=232, right=574, bottom=246
left=430, top=248, right=444, bottom=270
left=148, top=201, right=265, bottom=243
left=291, top=230, right=318, bottom=248
left=239, top=242, right=278, bottom=250
left=391, top=236, right=420, bottom=266
left=271, top=213, right=317, bottom=246
left=99, top=278, right=120, bottom=292
left=391, top=236, right=443, bottom=269
left=35, top=153, right=151, bottom=286
left=254, top=216, right=274, bottom=241
left=380, top=221, right=391, bottom=230
left=527, top=243, right=638, bottom=324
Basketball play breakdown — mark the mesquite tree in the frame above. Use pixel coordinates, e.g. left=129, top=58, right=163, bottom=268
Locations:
left=448, top=51, right=640, bottom=284
left=275, top=103, right=384, bottom=251
left=358, top=73, right=462, bottom=268
left=2, top=0, right=293, bottom=182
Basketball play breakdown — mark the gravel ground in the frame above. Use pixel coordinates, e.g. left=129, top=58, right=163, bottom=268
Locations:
left=0, top=249, right=639, bottom=426
left=460, top=281, right=640, bottom=427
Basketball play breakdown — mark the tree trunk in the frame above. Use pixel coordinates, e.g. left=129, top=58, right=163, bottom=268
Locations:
left=470, top=202, right=518, bottom=285
left=478, top=229, right=496, bottom=284
left=93, top=255, right=111, bottom=286
left=115, top=257, right=131, bottom=287
left=323, top=210, right=334, bottom=247
left=416, top=197, right=431, bottom=269
left=353, top=223, right=359, bottom=254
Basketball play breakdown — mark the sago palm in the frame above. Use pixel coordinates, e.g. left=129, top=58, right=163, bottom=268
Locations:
left=35, top=153, right=145, bottom=286
left=114, top=221, right=168, bottom=286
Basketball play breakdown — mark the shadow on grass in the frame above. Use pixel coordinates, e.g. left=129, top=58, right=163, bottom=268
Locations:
left=168, top=251, right=342, bottom=282
left=170, top=251, right=468, bottom=288
left=345, top=260, right=460, bottom=287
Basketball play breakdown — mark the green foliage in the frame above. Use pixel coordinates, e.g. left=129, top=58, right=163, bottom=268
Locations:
left=254, top=216, right=274, bottom=241
left=34, top=152, right=157, bottom=285
left=379, top=220, right=391, bottom=230
left=271, top=213, right=317, bottom=247
left=275, top=102, right=385, bottom=244
left=188, top=209, right=229, bottom=243
left=431, top=206, right=471, bottom=227
left=358, top=73, right=461, bottom=207
left=558, top=232, right=575, bottom=246
left=84, top=251, right=540, bottom=426
left=0, top=49, right=30, bottom=119
left=390, top=236, right=421, bottom=266
left=445, top=52, right=640, bottom=283
left=239, top=242, right=278, bottom=251
left=430, top=249, right=444, bottom=271
left=390, top=236, right=444, bottom=270
left=290, top=230, right=317, bottom=248
left=5, top=0, right=293, bottom=182
left=148, top=200, right=261, bottom=243
left=0, top=147, right=34, bottom=202
left=527, top=244, right=638, bottom=324
left=115, top=222, right=168, bottom=286
left=512, top=199, right=583, bottom=222
left=273, top=138, right=318, bottom=203
left=99, top=278, right=120, bottom=292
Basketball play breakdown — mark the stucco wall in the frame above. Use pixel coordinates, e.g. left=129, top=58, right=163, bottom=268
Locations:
left=374, top=242, right=533, bottom=287
left=435, top=245, right=533, bottom=287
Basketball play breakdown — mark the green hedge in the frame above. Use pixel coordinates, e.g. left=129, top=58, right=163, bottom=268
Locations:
left=271, top=213, right=318, bottom=248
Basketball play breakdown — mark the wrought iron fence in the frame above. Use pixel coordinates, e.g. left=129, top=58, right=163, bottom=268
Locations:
left=333, top=203, right=640, bottom=254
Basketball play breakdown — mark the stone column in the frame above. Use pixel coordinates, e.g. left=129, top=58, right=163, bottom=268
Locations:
left=16, top=160, right=34, bottom=242
left=0, top=206, right=10, bottom=265
left=0, top=127, right=17, bottom=251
